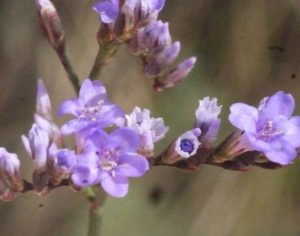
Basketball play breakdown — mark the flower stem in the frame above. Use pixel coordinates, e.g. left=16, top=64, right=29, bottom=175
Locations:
left=56, top=50, right=81, bottom=95
left=82, top=187, right=107, bottom=236
left=89, top=45, right=119, bottom=81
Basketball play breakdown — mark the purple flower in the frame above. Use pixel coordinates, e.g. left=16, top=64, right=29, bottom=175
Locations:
left=93, top=0, right=120, bottom=23
left=162, top=128, right=201, bottom=164
left=195, top=97, right=221, bottom=148
left=58, top=79, right=125, bottom=135
left=229, top=91, right=300, bottom=164
left=126, top=107, right=168, bottom=156
left=71, top=128, right=149, bottom=197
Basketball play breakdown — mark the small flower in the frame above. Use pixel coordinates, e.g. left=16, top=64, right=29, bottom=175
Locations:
left=71, top=128, right=149, bottom=197
left=58, top=79, right=125, bottom=135
left=162, top=128, right=201, bottom=164
left=195, top=97, right=221, bottom=149
left=0, top=148, right=23, bottom=192
left=93, top=0, right=120, bottom=24
left=126, top=107, right=168, bottom=156
left=229, top=91, right=300, bottom=164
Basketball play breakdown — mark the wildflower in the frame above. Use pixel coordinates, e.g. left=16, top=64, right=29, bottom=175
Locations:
left=195, top=97, right=221, bottom=149
left=229, top=91, right=300, bottom=164
left=71, top=128, right=149, bottom=197
left=126, top=107, right=168, bottom=157
left=162, top=128, right=201, bottom=164
left=58, top=79, right=125, bottom=135
left=93, top=0, right=120, bottom=24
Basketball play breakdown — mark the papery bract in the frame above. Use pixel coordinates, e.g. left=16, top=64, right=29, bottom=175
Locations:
left=126, top=106, right=168, bottom=154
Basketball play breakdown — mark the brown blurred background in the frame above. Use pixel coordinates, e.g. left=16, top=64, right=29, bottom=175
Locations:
left=1, top=0, right=300, bottom=235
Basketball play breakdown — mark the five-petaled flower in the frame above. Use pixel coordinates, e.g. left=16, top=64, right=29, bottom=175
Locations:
left=58, top=79, right=125, bottom=135
left=71, top=128, right=149, bottom=197
left=229, top=91, right=300, bottom=165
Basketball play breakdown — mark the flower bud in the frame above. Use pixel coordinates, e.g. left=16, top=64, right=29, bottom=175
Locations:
left=36, top=0, right=65, bottom=52
left=144, top=42, right=180, bottom=77
left=154, top=57, right=196, bottom=91
left=0, top=148, right=23, bottom=192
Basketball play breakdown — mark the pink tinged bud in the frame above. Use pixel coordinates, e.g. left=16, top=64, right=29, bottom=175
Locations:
left=0, top=148, right=23, bottom=192
left=36, top=0, right=65, bottom=51
left=36, top=79, right=52, bottom=121
left=144, top=42, right=180, bottom=78
left=162, top=128, right=201, bottom=164
left=154, top=57, right=196, bottom=91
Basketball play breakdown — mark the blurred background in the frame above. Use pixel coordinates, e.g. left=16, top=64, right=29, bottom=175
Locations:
left=1, top=0, right=300, bottom=235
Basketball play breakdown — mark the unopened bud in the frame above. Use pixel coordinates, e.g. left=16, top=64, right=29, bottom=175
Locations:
left=36, top=0, right=65, bottom=52
left=154, top=57, right=196, bottom=91
left=0, top=148, right=23, bottom=192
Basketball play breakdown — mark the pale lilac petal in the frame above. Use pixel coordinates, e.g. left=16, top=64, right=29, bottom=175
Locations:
left=58, top=99, right=81, bottom=116
left=277, top=117, right=300, bottom=148
left=101, top=175, right=129, bottom=197
left=265, top=139, right=297, bottom=164
left=154, top=0, right=165, bottom=11
left=115, top=154, right=149, bottom=177
left=96, top=103, right=125, bottom=127
left=260, top=91, right=294, bottom=120
left=110, top=128, right=140, bottom=152
left=93, top=1, right=119, bottom=23
left=36, top=79, right=52, bottom=120
left=72, top=167, right=99, bottom=187
left=79, top=79, right=106, bottom=104
left=21, top=135, right=32, bottom=157
left=60, top=119, right=90, bottom=135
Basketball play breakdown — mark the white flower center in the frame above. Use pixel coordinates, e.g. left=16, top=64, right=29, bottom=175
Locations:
left=79, top=100, right=103, bottom=122
left=256, top=119, right=284, bottom=142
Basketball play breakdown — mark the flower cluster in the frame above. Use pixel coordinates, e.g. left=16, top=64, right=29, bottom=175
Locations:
left=1, top=1, right=300, bottom=204
left=93, top=0, right=196, bottom=90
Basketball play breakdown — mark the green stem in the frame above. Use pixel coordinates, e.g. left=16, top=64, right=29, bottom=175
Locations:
left=82, top=187, right=108, bottom=236
left=89, top=45, right=119, bottom=81
left=56, top=50, right=81, bottom=95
